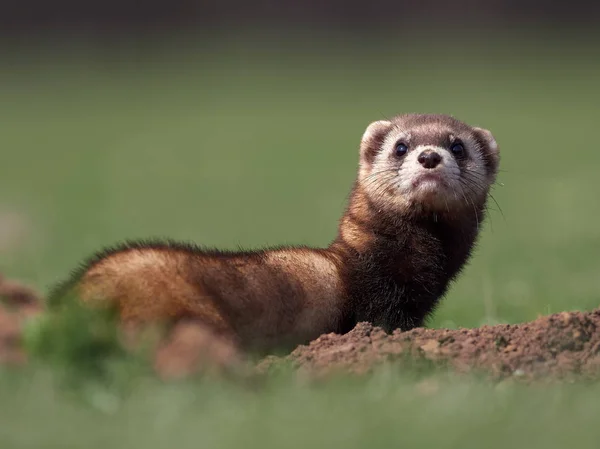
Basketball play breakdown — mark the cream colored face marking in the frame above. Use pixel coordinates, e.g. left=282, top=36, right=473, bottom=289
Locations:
left=361, top=124, right=493, bottom=213
left=396, top=145, right=463, bottom=209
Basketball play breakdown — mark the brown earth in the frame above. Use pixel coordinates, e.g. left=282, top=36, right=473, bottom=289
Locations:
left=0, top=273, right=43, bottom=366
left=260, top=312, right=600, bottom=382
left=1, top=273, right=599, bottom=382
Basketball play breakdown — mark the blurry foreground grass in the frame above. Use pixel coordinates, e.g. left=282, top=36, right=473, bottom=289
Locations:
left=4, top=291, right=600, bottom=449
left=1, top=31, right=600, bottom=448
left=22, top=293, right=138, bottom=392
left=1, top=358, right=600, bottom=449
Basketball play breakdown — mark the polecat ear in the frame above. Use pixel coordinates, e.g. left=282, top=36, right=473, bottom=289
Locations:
left=473, top=127, right=498, bottom=153
left=360, top=120, right=392, bottom=164
left=473, top=126, right=500, bottom=175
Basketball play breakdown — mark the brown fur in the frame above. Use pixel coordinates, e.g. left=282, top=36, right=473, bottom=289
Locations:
left=49, top=113, right=500, bottom=353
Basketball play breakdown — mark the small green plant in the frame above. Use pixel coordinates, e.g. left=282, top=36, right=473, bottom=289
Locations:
left=21, top=293, right=147, bottom=405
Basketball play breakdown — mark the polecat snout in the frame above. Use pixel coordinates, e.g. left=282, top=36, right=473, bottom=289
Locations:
left=49, top=113, right=500, bottom=353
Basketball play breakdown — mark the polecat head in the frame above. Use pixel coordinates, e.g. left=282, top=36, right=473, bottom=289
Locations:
left=358, top=113, right=500, bottom=218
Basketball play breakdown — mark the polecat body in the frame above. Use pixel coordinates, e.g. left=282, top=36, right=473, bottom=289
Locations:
left=50, top=114, right=500, bottom=352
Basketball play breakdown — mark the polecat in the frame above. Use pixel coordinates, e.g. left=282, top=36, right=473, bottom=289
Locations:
left=49, top=114, right=500, bottom=353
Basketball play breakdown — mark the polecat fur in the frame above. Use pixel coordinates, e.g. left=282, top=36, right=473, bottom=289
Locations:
left=49, top=113, right=500, bottom=353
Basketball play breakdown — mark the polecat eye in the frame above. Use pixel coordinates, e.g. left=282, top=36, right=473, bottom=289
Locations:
left=395, top=142, right=408, bottom=157
left=450, top=142, right=465, bottom=156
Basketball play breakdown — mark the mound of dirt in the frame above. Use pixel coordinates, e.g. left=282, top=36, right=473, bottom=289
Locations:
left=261, top=310, right=600, bottom=381
left=1, top=273, right=599, bottom=382
left=118, top=307, right=600, bottom=381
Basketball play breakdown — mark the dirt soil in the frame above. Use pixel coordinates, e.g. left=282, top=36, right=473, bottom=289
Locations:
left=0, top=274, right=43, bottom=366
left=1, top=273, right=600, bottom=382
left=261, top=312, right=600, bottom=382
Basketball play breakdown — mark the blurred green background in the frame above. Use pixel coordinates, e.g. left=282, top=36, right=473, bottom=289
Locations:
left=1, top=32, right=599, bottom=329
left=1, top=22, right=600, bottom=449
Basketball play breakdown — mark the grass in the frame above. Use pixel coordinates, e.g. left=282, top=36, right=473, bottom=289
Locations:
left=1, top=30, right=600, bottom=447
left=1, top=367, right=600, bottom=449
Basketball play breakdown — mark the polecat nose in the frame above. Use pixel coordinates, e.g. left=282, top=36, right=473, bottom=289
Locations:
left=417, top=150, right=442, bottom=169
